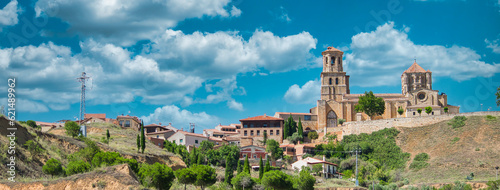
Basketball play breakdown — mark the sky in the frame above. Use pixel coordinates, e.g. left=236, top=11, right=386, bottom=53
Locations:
left=0, top=0, right=499, bottom=133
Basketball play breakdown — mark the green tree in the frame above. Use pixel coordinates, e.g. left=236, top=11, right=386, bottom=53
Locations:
left=259, top=156, right=264, bottom=180
left=264, top=159, right=271, bottom=173
left=261, top=170, right=294, bottom=190
left=64, top=121, right=81, bottom=138
left=295, top=169, right=316, bottom=190
left=287, top=132, right=303, bottom=145
left=237, top=159, right=242, bottom=174
left=417, top=108, right=422, bottom=116
left=136, top=134, right=140, bottom=152
left=190, top=147, right=198, bottom=166
left=397, top=107, right=404, bottom=115
left=24, top=140, right=43, bottom=159
left=338, top=118, right=346, bottom=125
left=91, top=151, right=122, bottom=167
left=42, top=158, right=63, bottom=178
left=307, top=131, right=318, bottom=140
left=312, top=164, right=323, bottom=176
left=66, top=160, right=91, bottom=175
left=297, top=117, right=303, bottom=140
left=200, top=140, right=214, bottom=152
left=243, top=156, right=250, bottom=174
left=444, top=107, right=449, bottom=113
left=106, top=129, right=110, bottom=144
left=354, top=91, right=385, bottom=120
left=266, top=139, right=283, bottom=162
left=425, top=106, right=433, bottom=115
left=140, top=121, right=145, bottom=153
left=193, top=164, right=217, bottom=190
left=283, top=117, right=289, bottom=140
left=138, top=162, right=175, bottom=190
left=497, top=86, right=500, bottom=106
left=27, top=120, right=38, bottom=129
left=231, top=172, right=254, bottom=190
left=225, top=156, right=234, bottom=184
left=323, top=132, right=337, bottom=143
left=175, top=167, right=197, bottom=190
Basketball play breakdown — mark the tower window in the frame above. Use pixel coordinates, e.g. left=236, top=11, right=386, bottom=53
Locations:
left=335, top=78, right=338, bottom=85
left=329, top=78, right=332, bottom=85
left=331, top=57, right=335, bottom=64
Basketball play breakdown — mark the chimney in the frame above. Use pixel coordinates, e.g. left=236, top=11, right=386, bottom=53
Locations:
left=159, top=122, right=162, bottom=125
left=169, top=123, right=172, bottom=126
left=264, top=113, right=266, bottom=117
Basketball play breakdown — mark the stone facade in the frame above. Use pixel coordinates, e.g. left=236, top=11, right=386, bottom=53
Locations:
left=310, top=47, right=460, bottom=131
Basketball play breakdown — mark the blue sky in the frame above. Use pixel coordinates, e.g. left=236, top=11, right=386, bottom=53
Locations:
left=1, top=0, right=499, bottom=133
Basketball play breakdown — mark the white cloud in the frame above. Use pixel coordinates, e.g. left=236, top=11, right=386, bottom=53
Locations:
left=227, top=100, right=244, bottom=111
left=0, top=98, right=49, bottom=113
left=35, top=0, right=239, bottom=46
left=140, top=105, right=219, bottom=130
left=284, top=79, right=320, bottom=104
left=0, top=0, right=21, bottom=30
left=344, top=22, right=500, bottom=87
left=485, top=38, right=500, bottom=54
left=278, top=6, right=291, bottom=23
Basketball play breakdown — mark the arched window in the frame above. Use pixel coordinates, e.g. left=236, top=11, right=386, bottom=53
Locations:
left=329, top=78, right=332, bottom=85
left=335, top=78, right=339, bottom=85
left=331, top=56, right=335, bottom=64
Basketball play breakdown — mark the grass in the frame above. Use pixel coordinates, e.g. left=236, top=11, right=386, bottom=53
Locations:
left=448, top=116, right=467, bottom=129
left=450, top=137, right=460, bottom=144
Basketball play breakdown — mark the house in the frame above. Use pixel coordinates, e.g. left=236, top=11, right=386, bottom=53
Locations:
left=208, top=136, right=227, bottom=145
left=116, top=115, right=141, bottom=130
left=291, top=157, right=341, bottom=178
left=280, top=144, right=296, bottom=159
left=36, top=121, right=64, bottom=132
left=149, top=137, right=165, bottom=148
left=144, top=123, right=177, bottom=134
left=239, top=114, right=284, bottom=146
left=224, top=136, right=241, bottom=146
left=274, top=112, right=318, bottom=131
left=167, top=131, right=208, bottom=148
left=240, top=145, right=267, bottom=160
left=81, top=113, right=116, bottom=124
left=203, top=124, right=239, bottom=138
left=145, top=130, right=175, bottom=140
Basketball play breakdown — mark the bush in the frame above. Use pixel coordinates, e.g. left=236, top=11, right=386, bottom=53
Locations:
left=64, top=121, right=81, bottom=138
left=294, top=169, right=315, bottom=190
left=138, top=162, right=175, bottom=190
left=261, top=170, right=294, bottom=190
left=66, top=160, right=91, bottom=175
left=193, top=164, right=217, bottom=189
left=24, top=140, right=44, bottom=158
left=448, top=116, right=467, bottom=129
left=486, top=179, right=500, bottom=190
left=414, top=153, right=429, bottom=162
left=175, top=167, right=197, bottom=190
left=338, top=118, right=346, bottom=125
left=451, top=137, right=460, bottom=144
left=27, top=120, right=38, bottom=129
left=43, top=158, right=64, bottom=177
left=486, top=115, right=497, bottom=121
left=307, top=131, right=318, bottom=140
left=232, top=172, right=254, bottom=190
left=409, top=161, right=429, bottom=171
left=91, top=151, right=122, bottom=167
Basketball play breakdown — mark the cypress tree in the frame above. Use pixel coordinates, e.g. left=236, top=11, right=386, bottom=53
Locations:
left=262, top=130, right=267, bottom=146
left=106, top=129, right=110, bottom=144
left=290, top=116, right=297, bottom=135
left=264, top=158, right=271, bottom=173
left=225, top=156, right=233, bottom=184
left=237, top=159, right=242, bottom=174
left=136, top=134, right=140, bottom=152
left=140, top=121, right=145, bottom=153
left=297, top=117, right=303, bottom=140
left=243, top=156, right=250, bottom=174
left=259, top=156, right=264, bottom=179
left=283, top=117, right=289, bottom=139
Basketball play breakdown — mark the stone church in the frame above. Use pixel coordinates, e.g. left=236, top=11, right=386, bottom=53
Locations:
left=309, top=47, right=460, bottom=130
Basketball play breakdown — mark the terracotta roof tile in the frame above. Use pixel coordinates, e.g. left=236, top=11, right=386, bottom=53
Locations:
left=275, top=112, right=314, bottom=116
left=240, top=114, right=284, bottom=121
left=84, top=113, right=106, bottom=120
left=404, top=61, right=429, bottom=73
left=178, top=131, right=207, bottom=138
left=322, top=46, right=342, bottom=53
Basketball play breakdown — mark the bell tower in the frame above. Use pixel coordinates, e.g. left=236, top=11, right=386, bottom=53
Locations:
left=320, top=47, right=350, bottom=101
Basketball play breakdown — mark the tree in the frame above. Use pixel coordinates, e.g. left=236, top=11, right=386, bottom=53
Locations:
left=27, top=120, right=38, bottom=129
left=297, top=117, right=303, bottom=140
left=323, top=132, right=337, bottom=143
left=444, top=107, right=449, bottom=114
left=283, top=117, right=289, bottom=140
left=193, top=164, right=217, bottom=190
left=397, top=107, right=404, bottom=115
left=140, top=121, right=145, bottom=153
left=354, top=91, right=385, bottom=120
left=264, top=158, right=271, bottom=173
left=43, top=158, right=63, bottom=178
left=175, top=167, right=197, bottom=190
left=312, top=164, right=323, bottom=176
left=425, top=106, right=433, bottom=115
left=287, top=132, right=303, bottom=145
left=138, top=162, right=175, bottom=190
left=259, top=156, right=264, bottom=180
left=106, top=129, right=110, bottom=144
left=283, top=115, right=297, bottom=139
left=66, top=160, right=91, bottom=176
left=232, top=172, right=254, bottom=190
left=24, top=140, right=43, bottom=159
left=497, top=86, right=500, bottom=106
left=200, top=140, right=214, bottom=152
left=91, top=151, right=122, bottom=167
left=237, top=159, right=242, bottom=174
left=136, top=135, right=140, bottom=152
left=261, top=130, right=268, bottom=146
left=266, top=139, right=283, bottom=162
left=225, top=156, right=234, bottom=184
left=189, top=147, right=198, bottom=166
left=261, top=170, right=294, bottom=190
left=295, top=169, right=316, bottom=190
left=243, top=156, right=250, bottom=174
left=64, top=121, right=81, bottom=138
left=417, top=108, right=422, bottom=116
left=308, top=131, right=318, bottom=140
left=338, top=118, right=346, bottom=125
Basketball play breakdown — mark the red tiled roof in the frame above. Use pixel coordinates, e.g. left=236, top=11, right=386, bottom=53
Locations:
left=146, top=130, right=173, bottom=135
left=208, top=137, right=224, bottom=142
left=117, top=115, right=141, bottom=124
left=178, top=131, right=208, bottom=138
left=275, top=112, right=314, bottom=116
left=280, top=144, right=295, bottom=148
left=304, top=157, right=338, bottom=166
left=84, top=113, right=106, bottom=120
left=144, top=123, right=161, bottom=128
left=240, top=114, right=284, bottom=121
left=322, top=46, right=342, bottom=53
left=404, top=61, right=430, bottom=73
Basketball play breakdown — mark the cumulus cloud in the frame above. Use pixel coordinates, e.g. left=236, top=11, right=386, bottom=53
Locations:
left=196, top=77, right=246, bottom=111
left=485, top=38, right=500, bottom=54
left=344, top=22, right=500, bottom=87
left=35, top=0, right=239, bottom=45
left=0, top=98, right=49, bottom=113
left=140, top=105, right=219, bottom=130
left=284, top=79, right=320, bottom=104
left=0, top=0, right=21, bottom=30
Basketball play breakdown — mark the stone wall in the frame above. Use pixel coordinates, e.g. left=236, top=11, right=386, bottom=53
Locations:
left=327, top=111, right=500, bottom=139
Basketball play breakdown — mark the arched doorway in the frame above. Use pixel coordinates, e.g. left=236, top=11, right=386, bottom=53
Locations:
left=327, top=111, right=337, bottom=128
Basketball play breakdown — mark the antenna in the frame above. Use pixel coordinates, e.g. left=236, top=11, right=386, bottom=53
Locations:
left=77, top=72, right=90, bottom=136
left=189, top=123, right=195, bottom=133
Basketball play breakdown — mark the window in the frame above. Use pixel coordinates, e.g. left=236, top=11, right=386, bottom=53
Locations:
left=270, top=130, right=273, bottom=135
left=119, top=120, right=124, bottom=126
left=253, top=155, right=257, bottom=159
left=244, top=124, right=248, bottom=128
left=244, top=130, right=248, bottom=136
left=180, top=139, right=183, bottom=143
left=432, top=112, right=434, bottom=115
left=304, top=115, right=311, bottom=121
left=276, top=130, right=280, bottom=135
left=263, top=123, right=267, bottom=127
left=257, top=130, right=260, bottom=136
left=195, top=140, right=199, bottom=144
left=413, top=112, right=416, bottom=115
left=329, top=78, right=332, bottom=85
left=125, top=120, right=130, bottom=127
left=335, top=78, right=338, bottom=85
left=331, top=56, right=335, bottom=64
left=157, top=135, right=159, bottom=138
left=251, top=130, right=254, bottom=136
left=250, top=124, right=254, bottom=128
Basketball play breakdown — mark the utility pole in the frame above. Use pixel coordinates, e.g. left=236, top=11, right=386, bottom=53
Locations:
left=77, top=72, right=90, bottom=137
left=352, top=148, right=361, bottom=186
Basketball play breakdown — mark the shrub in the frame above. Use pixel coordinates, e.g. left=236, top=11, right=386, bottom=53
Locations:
left=43, top=158, right=64, bottom=177
left=307, top=131, right=318, bottom=140
left=338, top=118, right=346, bottom=125
left=91, top=151, right=121, bottom=167
left=261, top=170, right=294, bottom=190
left=193, top=164, right=217, bottom=189
left=397, top=107, right=404, bottom=115
left=27, top=120, right=38, bottom=129
left=486, top=115, right=496, bottom=121
left=175, top=167, right=197, bottom=190
left=66, top=160, right=91, bottom=175
left=24, top=140, right=44, bottom=158
left=232, top=172, right=254, bottom=190
left=294, top=169, right=315, bottom=190
left=414, top=153, right=429, bottom=162
left=444, top=107, right=449, bottom=113
left=409, top=161, right=429, bottom=171
left=138, top=162, right=175, bottom=190
left=64, top=121, right=81, bottom=138
left=425, top=106, right=433, bottom=115
left=451, top=137, right=460, bottom=144
left=448, top=116, right=467, bottom=129
left=486, top=179, right=500, bottom=190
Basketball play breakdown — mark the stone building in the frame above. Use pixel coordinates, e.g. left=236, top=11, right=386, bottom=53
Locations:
left=310, top=47, right=459, bottom=130
left=238, top=114, right=284, bottom=146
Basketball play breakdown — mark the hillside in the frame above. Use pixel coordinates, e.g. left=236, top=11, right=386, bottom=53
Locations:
left=396, top=115, right=500, bottom=184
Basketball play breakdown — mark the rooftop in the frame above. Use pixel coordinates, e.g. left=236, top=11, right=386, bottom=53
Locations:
left=403, top=61, right=431, bottom=73
left=240, top=114, right=284, bottom=121
left=322, top=46, right=343, bottom=54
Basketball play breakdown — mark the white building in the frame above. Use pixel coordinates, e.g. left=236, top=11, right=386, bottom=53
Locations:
left=291, top=157, right=341, bottom=178
left=167, top=131, right=208, bottom=148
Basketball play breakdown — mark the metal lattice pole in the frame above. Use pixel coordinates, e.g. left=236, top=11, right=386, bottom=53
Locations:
left=77, top=72, right=89, bottom=134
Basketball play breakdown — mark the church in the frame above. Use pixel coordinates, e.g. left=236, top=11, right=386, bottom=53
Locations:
left=309, top=47, right=460, bottom=130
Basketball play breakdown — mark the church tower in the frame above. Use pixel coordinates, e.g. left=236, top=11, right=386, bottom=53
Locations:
left=320, top=47, right=350, bottom=101
left=401, top=60, right=432, bottom=96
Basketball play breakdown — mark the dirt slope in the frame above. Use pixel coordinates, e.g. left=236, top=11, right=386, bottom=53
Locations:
left=396, top=115, right=500, bottom=184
